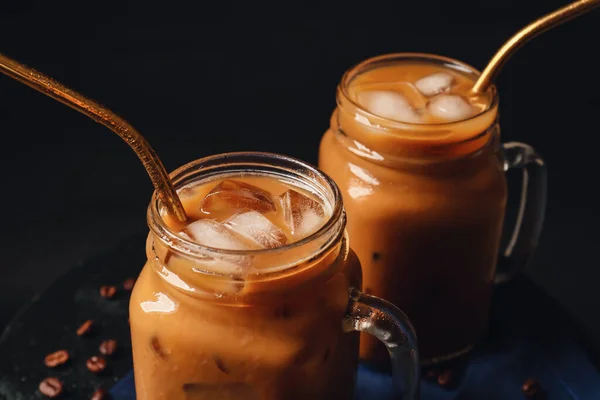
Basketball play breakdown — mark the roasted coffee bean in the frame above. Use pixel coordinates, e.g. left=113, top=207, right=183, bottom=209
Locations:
left=522, top=378, right=545, bottom=399
left=99, top=285, right=117, bottom=299
left=99, top=339, right=117, bottom=356
left=123, top=278, right=136, bottom=291
left=437, top=368, right=457, bottom=388
left=91, top=388, right=109, bottom=400
left=86, top=356, right=107, bottom=373
left=372, top=252, right=381, bottom=261
left=39, top=377, right=63, bottom=398
left=213, top=355, right=230, bottom=374
left=150, top=336, right=168, bottom=359
left=77, top=320, right=95, bottom=336
left=44, top=350, right=69, bottom=368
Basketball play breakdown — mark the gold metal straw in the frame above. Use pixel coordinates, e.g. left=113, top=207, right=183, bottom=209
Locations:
left=473, top=0, right=600, bottom=93
left=0, top=53, right=188, bottom=222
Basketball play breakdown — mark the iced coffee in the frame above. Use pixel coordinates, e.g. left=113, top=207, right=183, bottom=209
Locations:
left=130, top=153, right=419, bottom=399
left=319, top=54, right=545, bottom=364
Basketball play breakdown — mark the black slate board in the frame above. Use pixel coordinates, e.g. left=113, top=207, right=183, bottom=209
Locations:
left=0, top=234, right=146, bottom=399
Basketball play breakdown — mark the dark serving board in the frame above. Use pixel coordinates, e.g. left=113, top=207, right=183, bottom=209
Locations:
left=0, top=234, right=145, bottom=399
left=1, top=233, right=599, bottom=399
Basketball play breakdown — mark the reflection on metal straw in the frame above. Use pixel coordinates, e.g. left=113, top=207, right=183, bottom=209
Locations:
left=473, top=0, right=600, bottom=93
left=0, top=53, right=187, bottom=222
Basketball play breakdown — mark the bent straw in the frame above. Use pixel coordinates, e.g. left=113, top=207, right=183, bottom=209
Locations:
left=0, top=53, right=187, bottom=222
left=473, top=0, right=600, bottom=93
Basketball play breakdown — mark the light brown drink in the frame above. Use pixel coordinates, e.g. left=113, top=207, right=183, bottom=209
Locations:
left=319, top=54, right=508, bottom=364
left=129, top=153, right=420, bottom=400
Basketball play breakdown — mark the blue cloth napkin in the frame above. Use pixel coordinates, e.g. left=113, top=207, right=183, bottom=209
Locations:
left=110, top=337, right=600, bottom=400
left=111, top=279, right=600, bottom=399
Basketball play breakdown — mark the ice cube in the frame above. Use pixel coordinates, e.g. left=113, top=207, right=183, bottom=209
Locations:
left=224, top=211, right=288, bottom=249
left=415, top=72, right=454, bottom=97
left=201, top=180, right=276, bottom=214
left=357, top=90, right=422, bottom=123
left=279, top=189, right=326, bottom=238
left=183, top=219, right=252, bottom=250
left=428, top=94, right=476, bottom=122
left=178, top=229, right=193, bottom=241
left=177, top=186, right=197, bottom=199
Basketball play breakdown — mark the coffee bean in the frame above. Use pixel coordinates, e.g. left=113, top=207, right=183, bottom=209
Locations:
left=213, top=354, right=230, bottom=374
left=86, top=356, right=107, bottom=373
left=99, top=339, right=117, bottom=356
left=77, top=320, right=95, bottom=336
left=91, top=388, right=109, bottom=400
left=39, top=377, right=63, bottom=398
left=437, top=368, right=457, bottom=389
left=150, top=336, right=168, bottom=359
left=522, top=378, right=545, bottom=399
left=99, top=285, right=117, bottom=299
left=44, top=350, right=69, bottom=368
left=123, top=278, right=136, bottom=291
left=372, top=252, right=381, bottom=261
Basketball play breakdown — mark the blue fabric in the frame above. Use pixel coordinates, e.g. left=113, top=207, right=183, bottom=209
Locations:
left=110, top=337, right=600, bottom=400
left=111, top=279, right=600, bottom=399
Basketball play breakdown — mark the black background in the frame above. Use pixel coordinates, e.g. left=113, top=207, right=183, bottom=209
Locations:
left=1, top=0, right=599, bottom=358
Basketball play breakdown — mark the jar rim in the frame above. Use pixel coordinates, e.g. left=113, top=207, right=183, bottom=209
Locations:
left=338, top=52, right=499, bottom=129
left=147, top=152, right=345, bottom=264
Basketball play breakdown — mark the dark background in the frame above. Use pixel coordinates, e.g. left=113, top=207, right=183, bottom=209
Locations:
left=1, top=0, right=599, bottom=358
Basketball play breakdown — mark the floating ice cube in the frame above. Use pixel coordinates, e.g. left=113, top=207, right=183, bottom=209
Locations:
left=183, top=219, right=252, bottom=250
left=357, top=90, right=422, bottom=123
left=428, top=94, right=476, bottom=122
left=178, top=229, right=193, bottom=241
left=201, top=180, right=276, bottom=214
left=415, top=72, right=454, bottom=97
left=177, top=186, right=197, bottom=199
left=224, top=211, right=288, bottom=249
left=279, top=189, right=326, bottom=239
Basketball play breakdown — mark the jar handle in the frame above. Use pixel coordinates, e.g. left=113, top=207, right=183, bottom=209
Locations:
left=495, top=142, right=547, bottom=284
left=343, top=288, right=420, bottom=399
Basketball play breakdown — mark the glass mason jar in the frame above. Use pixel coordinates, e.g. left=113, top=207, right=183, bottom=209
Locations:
left=129, top=152, right=420, bottom=400
left=319, top=54, right=547, bottom=364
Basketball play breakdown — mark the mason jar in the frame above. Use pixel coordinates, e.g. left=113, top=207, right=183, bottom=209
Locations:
left=319, top=54, right=546, bottom=364
left=130, top=152, right=420, bottom=399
